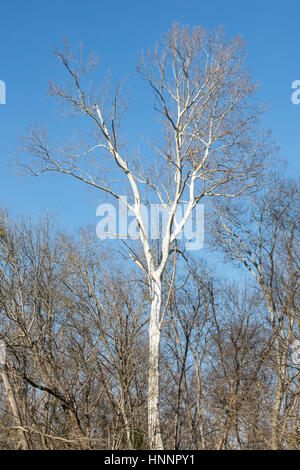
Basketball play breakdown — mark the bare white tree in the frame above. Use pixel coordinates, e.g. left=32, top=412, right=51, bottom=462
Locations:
left=17, top=24, right=271, bottom=449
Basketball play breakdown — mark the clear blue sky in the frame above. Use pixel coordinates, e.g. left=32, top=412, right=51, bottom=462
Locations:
left=0, top=0, right=299, bottom=232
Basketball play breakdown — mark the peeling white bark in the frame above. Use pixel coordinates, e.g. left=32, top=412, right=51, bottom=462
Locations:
left=148, top=275, right=164, bottom=450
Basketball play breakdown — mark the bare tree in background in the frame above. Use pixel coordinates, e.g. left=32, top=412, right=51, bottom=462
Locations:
left=210, top=176, right=300, bottom=449
left=17, top=24, right=271, bottom=448
left=0, top=213, right=149, bottom=449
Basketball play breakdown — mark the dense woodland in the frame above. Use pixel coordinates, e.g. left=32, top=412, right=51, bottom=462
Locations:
left=0, top=169, right=299, bottom=449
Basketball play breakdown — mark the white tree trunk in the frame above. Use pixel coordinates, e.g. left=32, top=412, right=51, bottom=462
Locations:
left=1, top=368, right=30, bottom=450
left=148, top=275, right=164, bottom=450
